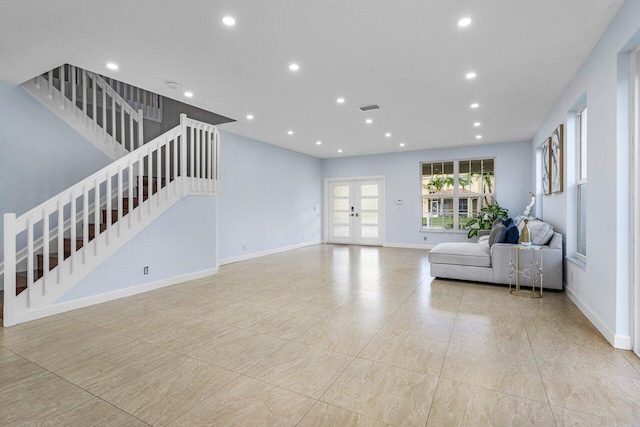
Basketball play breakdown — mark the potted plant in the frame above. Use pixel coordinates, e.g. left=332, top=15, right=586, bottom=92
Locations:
left=465, top=203, right=509, bottom=238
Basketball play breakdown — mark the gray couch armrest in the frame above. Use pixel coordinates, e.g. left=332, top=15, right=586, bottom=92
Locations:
left=478, top=230, right=491, bottom=238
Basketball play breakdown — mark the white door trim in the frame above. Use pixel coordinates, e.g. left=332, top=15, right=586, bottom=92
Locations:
left=323, top=175, right=386, bottom=245
left=632, top=48, right=640, bottom=356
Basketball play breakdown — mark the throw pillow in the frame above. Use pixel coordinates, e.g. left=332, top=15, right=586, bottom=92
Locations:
left=528, top=219, right=555, bottom=245
left=497, top=221, right=519, bottom=244
left=488, top=225, right=503, bottom=247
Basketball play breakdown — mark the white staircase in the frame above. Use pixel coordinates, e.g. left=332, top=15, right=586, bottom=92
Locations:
left=23, top=65, right=145, bottom=161
left=3, top=72, right=220, bottom=326
left=103, top=76, right=163, bottom=123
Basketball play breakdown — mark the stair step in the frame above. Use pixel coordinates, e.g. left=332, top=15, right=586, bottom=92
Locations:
left=88, top=223, right=107, bottom=239
left=122, top=197, right=139, bottom=210
left=102, top=208, right=130, bottom=224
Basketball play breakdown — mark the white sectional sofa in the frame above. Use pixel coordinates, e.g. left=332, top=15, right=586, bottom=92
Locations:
left=428, top=232, right=563, bottom=290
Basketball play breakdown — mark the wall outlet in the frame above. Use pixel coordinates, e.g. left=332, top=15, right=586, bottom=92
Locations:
left=423, top=236, right=428, bottom=241
left=313, top=206, right=317, bottom=211
left=242, top=244, right=246, bottom=251
left=571, top=271, right=574, bottom=282
left=143, top=266, right=149, bottom=275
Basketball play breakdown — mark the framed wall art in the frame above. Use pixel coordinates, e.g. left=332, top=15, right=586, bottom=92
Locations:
left=542, top=137, right=551, bottom=195
left=550, top=124, right=564, bottom=193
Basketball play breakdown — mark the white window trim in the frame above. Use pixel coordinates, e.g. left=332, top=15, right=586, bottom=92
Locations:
left=420, top=157, right=496, bottom=232
left=576, top=106, right=587, bottom=262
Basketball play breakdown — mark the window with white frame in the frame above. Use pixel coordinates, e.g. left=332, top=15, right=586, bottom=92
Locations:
left=577, top=106, right=587, bottom=258
left=421, top=158, right=495, bottom=230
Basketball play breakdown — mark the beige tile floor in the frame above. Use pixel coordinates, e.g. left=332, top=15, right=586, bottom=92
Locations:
left=1, top=244, right=639, bottom=426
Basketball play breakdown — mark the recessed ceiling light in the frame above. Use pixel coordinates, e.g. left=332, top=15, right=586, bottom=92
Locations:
left=289, top=63, right=300, bottom=71
left=106, top=63, right=118, bottom=70
left=337, top=97, right=345, bottom=104
left=166, top=81, right=178, bottom=89
left=365, top=119, right=373, bottom=124
left=338, top=149, right=343, bottom=153
left=473, top=122, right=481, bottom=127
left=385, top=133, right=391, bottom=137
left=458, top=17, right=472, bottom=27
left=316, top=140, right=322, bottom=145
left=246, top=114, right=254, bottom=120
left=466, top=72, right=477, bottom=79
left=399, top=143, right=405, bottom=147
left=470, top=103, right=480, bottom=109
left=184, top=91, right=193, bottom=98
left=287, top=130, right=294, bottom=135
left=476, top=135, right=482, bottom=139
left=222, top=16, right=236, bottom=26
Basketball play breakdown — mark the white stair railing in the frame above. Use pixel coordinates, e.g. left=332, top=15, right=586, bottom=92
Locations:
left=3, top=114, right=219, bottom=326
left=25, top=64, right=145, bottom=159
left=103, top=77, right=163, bottom=123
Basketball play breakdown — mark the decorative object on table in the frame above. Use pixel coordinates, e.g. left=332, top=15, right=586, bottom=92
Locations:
left=523, top=192, right=536, bottom=217
left=541, top=138, right=551, bottom=195
left=550, top=124, right=564, bottom=193
left=465, top=203, right=509, bottom=238
left=520, top=218, right=532, bottom=245
left=519, top=192, right=535, bottom=245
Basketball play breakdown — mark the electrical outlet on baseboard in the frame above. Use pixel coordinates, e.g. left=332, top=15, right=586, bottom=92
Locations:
left=143, top=266, right=149, bottom=275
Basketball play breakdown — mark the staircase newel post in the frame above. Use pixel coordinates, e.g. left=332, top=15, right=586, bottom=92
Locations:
left=137, top=109, right=144, bottom=149
left=180, top=114, right=188, bottom=196
left=3, top=213, right=17, bottom=327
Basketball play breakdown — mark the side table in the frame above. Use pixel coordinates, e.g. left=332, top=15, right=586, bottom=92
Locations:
left=509, top=245, right=543, bottom=298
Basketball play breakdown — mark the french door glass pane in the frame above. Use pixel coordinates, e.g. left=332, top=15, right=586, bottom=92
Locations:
left=333, top=185, right=349, bottom=197
left=361, top=198, right=378, bottom=210
left=333, top=212, right=350, bottom=224
left=333, top=198, right=349, bottom=211
left=360, top=184, right=378, bottom=197
left=361, top=212, right=378, bottom=224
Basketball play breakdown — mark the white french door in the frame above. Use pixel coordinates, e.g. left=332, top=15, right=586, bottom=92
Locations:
left=327, top=178, right=384, bottom=246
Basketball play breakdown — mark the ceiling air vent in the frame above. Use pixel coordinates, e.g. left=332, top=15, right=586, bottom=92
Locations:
left=358, top=104, right=381, bottom=112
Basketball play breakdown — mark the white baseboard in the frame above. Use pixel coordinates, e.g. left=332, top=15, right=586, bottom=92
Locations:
left=219, top=241, right=321, bottom=265
left=384, top=243, right=435, bottom=250
left=614, top=334, right=632, bottom=350
left=12, top=267, right=219, bottom=326
left=565, top=285, right=627, bottom=348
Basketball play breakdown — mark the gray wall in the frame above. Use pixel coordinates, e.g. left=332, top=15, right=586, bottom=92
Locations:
left=143, top=96, right=233, bottom=142
left=0, top=81, right=111, bottom=262
left=322, top=140, right=532, bottom=247
left=217, top=130, right=323, bottom=261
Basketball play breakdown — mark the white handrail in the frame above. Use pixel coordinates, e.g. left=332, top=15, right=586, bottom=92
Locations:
left=3, top=114, right=219, bottom=326
left=104, top=77, right=163, bottom=122
left=41, top=64, right=145, bottom=153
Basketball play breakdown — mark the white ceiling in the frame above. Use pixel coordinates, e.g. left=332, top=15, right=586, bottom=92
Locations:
left=0, top=0, right=623, bottom=158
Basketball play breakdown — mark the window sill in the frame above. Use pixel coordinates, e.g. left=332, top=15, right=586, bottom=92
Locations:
left=419, top=229, right=469, bottom=234
left=566, top=256, right=586, bottom=270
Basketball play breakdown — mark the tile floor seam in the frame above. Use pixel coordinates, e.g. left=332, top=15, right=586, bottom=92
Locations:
left=618, top=349, right=640, bottom=375
left=425, top=282, right=464, bottom=426
left=308, top=280, right=425, bottom=424
left=2, top=352, right=153, bottom=426
left=514, top=296, right=558, bottom=427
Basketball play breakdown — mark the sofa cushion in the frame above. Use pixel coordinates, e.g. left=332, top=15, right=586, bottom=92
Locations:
left=429, top=241, right=491, bottom=268
left=515, top=217, right=555, bottom=246
left=528, top=219, right=554, bottom=245
left=497, top=221, right=519, bottom=244
left=488, top=224, right=503, bottom=247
